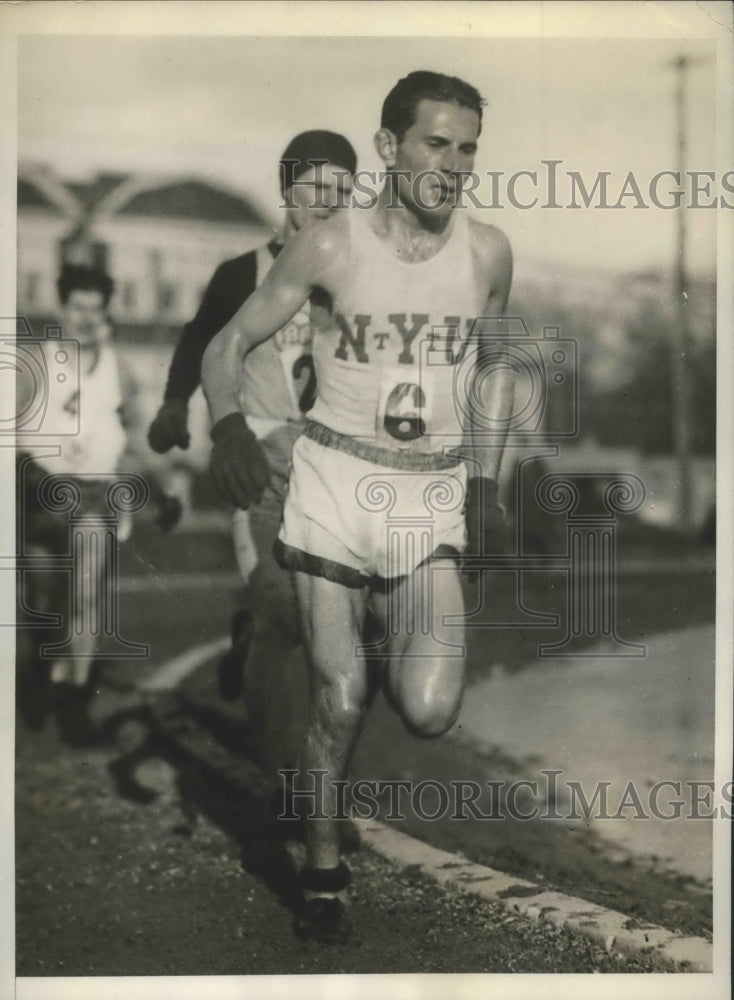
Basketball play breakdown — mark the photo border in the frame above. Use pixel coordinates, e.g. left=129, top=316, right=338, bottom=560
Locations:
left=1, top=3, right=731, bottom=999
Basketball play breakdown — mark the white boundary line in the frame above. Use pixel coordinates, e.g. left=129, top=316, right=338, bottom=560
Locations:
left=119, top=573, right=243, bottom=594
left=356, top=819, right=713, bottom=973
left=137, top=635, right=229, bottom=692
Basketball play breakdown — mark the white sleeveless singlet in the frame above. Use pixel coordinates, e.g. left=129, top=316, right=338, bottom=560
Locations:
left=18, top=339, right=127, bottom=476
left=308, top=207, right=486, bottom=454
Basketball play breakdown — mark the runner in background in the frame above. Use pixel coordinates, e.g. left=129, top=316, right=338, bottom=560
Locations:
left=147, top=132, right=357, bottom=785
left=16, top=263, right=179, bottom=745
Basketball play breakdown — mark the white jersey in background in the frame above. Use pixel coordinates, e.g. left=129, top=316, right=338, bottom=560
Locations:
left=238, top=246, right=314, bottom=439
left=18, top=340, right=127, bottom=477
left=232, top=246, right=314, bottom=584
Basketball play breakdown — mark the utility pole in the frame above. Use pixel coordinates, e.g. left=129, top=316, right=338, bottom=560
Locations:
left=671, top=54, right=693, bottom=533
left=667, top=52, right=712, bottom=532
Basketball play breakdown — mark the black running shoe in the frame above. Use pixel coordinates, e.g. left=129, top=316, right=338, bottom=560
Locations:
left=217, top=608, right=254, bottom=702
left=294, top=897, right=351, bottom=945
left=294, top=862, right=352, bottom=943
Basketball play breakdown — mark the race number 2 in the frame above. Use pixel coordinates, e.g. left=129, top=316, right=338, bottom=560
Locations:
left=292, top=354, right=317, bottom=414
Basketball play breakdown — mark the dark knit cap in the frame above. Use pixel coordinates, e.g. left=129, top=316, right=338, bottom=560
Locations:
left=279, top=130, right=357, bottom=195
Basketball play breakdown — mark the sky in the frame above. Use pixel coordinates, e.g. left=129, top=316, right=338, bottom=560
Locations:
left=16, top=28, right=721, bottom=278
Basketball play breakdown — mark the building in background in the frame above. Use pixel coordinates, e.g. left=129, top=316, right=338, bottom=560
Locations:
left=17, top=163, right=271, bottom=494
left=17, top=163, right=270, bottom=338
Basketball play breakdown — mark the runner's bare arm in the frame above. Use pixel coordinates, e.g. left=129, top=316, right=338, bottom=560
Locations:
left=201, top=219, right=342, bottom=425
left=201, top=245, right=311, bottom=423
left=466, top=224, right=514, bottom=481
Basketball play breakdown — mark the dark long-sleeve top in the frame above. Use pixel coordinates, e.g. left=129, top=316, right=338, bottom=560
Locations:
left=163, top=250, right=260, bottom=403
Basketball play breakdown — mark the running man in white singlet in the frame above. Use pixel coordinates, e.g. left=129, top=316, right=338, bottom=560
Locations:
left=203, top=71, right=515, bottom=943
left=16, top=264, right=152, bottom=745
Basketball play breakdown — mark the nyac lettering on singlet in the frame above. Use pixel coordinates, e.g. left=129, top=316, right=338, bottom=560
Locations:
left=334, top=311, right=474, bottom=366
left=308, top=207, right=486, bottom=452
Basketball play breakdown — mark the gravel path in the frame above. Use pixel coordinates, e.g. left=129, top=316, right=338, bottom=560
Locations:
left=16, top=705, right=664, bottom=977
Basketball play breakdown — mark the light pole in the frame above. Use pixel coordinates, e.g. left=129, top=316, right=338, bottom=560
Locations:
left=667, top=53, right=711, bottom=533
left=671, top=54, right=693, bottom=533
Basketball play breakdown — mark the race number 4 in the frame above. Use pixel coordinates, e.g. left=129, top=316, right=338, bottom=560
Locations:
left=63, top=389, right=80, bottom=417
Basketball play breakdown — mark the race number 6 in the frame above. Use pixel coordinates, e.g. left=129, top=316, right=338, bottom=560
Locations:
left=382, top=382, right=426, bottom=442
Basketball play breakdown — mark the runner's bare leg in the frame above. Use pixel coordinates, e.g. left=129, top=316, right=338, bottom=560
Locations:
left=373, top=557, right=465, bottom=738
left=293, top=571, right=370, bottom=872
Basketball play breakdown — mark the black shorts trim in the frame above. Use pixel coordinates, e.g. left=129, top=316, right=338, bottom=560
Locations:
left=273, top=538, right=368, bottom=589
left=273, top=538, right=461, bottom=591
left=303, top=420, right=463, bottom=472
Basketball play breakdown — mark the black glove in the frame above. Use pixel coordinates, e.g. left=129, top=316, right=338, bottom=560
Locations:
left=147, top=399, right=190, bottom=453
left=209, top=412, right=270, bottom=510
left=464, top=477, right=506, bottom=569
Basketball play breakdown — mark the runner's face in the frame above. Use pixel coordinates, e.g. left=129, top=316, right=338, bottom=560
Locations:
left=61, top=290, right=107, bottom=347
left=285, top=162, right=353, bottom=231
left=392, top=99, right=480, bottom=217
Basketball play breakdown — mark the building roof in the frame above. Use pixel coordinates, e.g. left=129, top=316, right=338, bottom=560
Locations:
left=19, top=164, right=267, bottom=228
left=66, top=173, right=130, bottom=212
left=115, top=179, right=265, bottom=225
left=17, top=177, right=67, bottom=215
